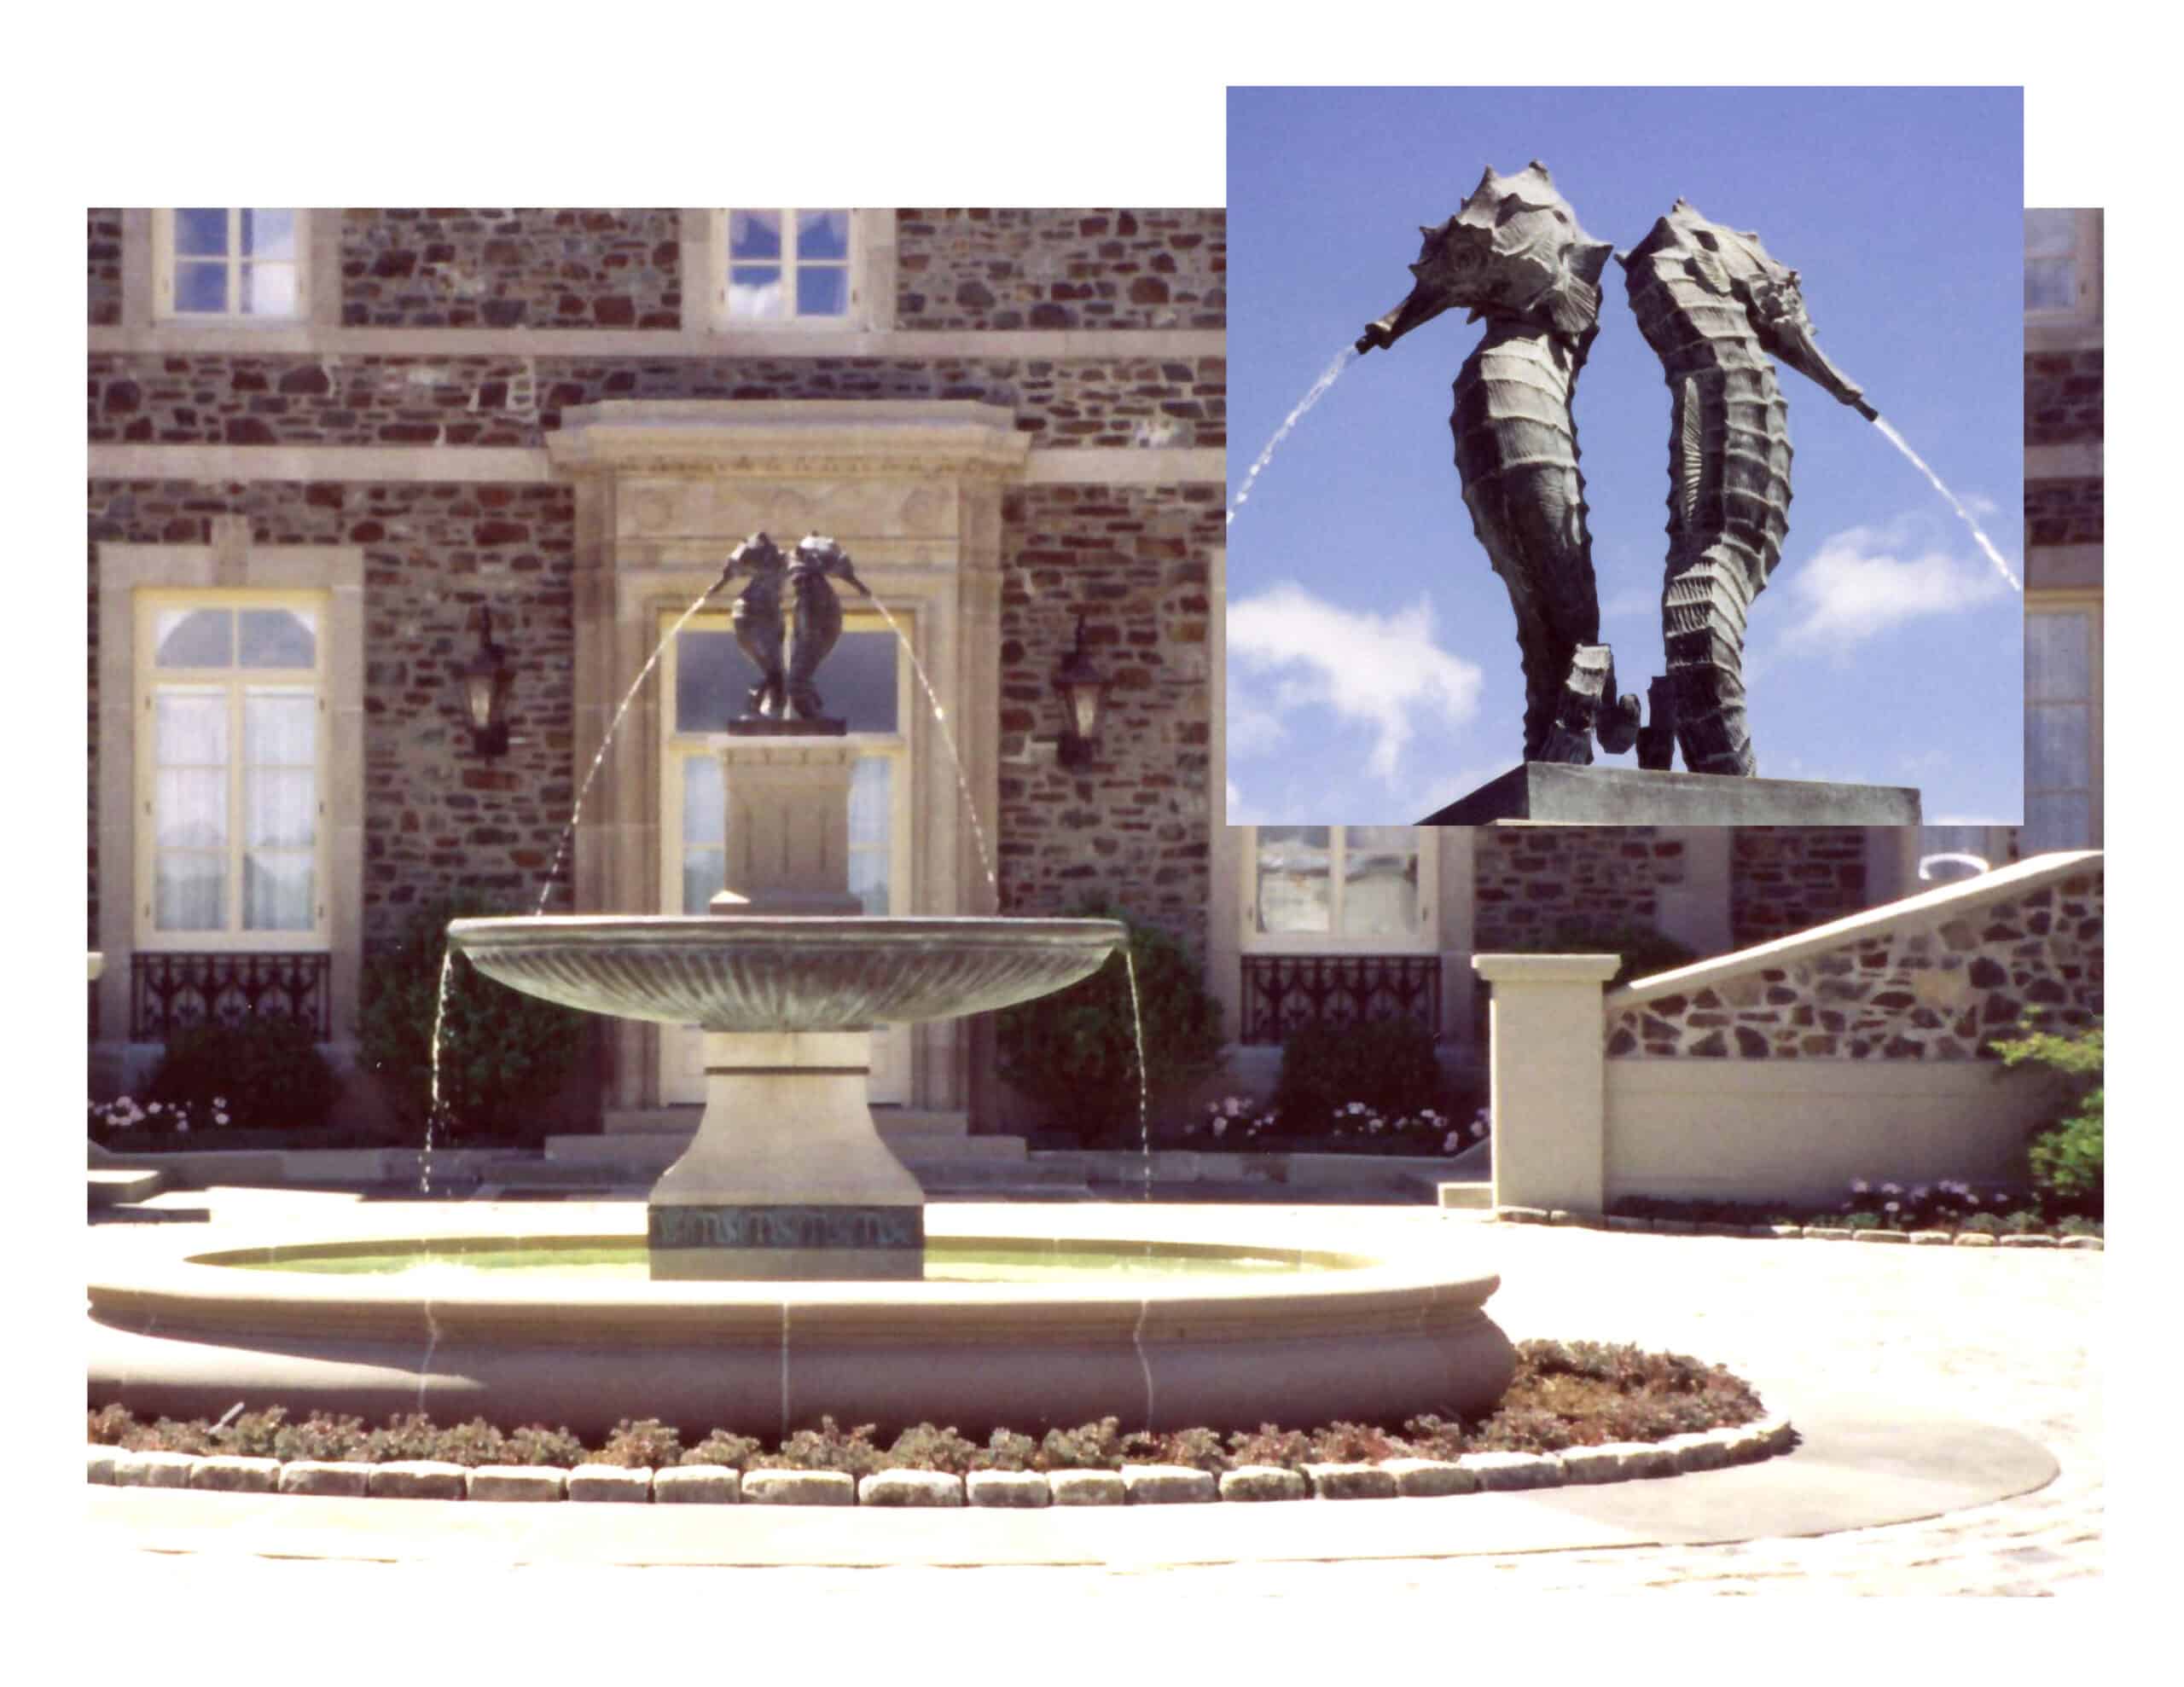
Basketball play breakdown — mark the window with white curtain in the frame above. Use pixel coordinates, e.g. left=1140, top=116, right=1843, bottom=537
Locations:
left=2023, top=601, right=2102, bottom=852
left=1243, top=826, right=1434, bottom=949
left=135, top=593, right=327, bottom=946
left=155, top=210, right=304, bottom=320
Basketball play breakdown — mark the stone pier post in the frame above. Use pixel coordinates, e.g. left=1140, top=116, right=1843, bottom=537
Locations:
left=1472, top=953, right=1619, bottom=1215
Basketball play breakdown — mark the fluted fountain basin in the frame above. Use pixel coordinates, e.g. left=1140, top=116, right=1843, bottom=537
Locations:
left=446, top=915, right=1126, bottom=1032
left=84, top=1207, right=1518, bottom=1442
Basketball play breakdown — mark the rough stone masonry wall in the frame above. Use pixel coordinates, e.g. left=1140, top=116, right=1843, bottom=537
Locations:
left=896, top=209, right=1225, bottom=332
left=1606, top=868, right=2101, bottom=1061
left=2024, top=349, right=2102, bottom=447
left=1471, top=827, right=1686, bottom=951
left=89, top=478, right=578, bottom=954
left=88, top=352, right=1225, bottom=452
left=89, top=209, right=123, bottom=327
left=1729, top=828, right=1870, bottom=949
left=996, top=484, right=1219, bottom=956
left=341, top=209, right=682, bottom=329
left=2024, top=479, right=2103, bottom=548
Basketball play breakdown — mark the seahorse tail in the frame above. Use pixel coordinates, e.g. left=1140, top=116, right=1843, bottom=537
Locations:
left=1664, top=545, right=1760, bottom=776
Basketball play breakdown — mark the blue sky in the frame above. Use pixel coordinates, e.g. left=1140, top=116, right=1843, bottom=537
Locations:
left=1224, top=86, right=2026, bottom=825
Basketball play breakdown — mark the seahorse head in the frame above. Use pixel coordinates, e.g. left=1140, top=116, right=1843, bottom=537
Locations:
left=1357, top=162, right=1612, bottom=354
left=1627, top=202, right=1878, bottom=420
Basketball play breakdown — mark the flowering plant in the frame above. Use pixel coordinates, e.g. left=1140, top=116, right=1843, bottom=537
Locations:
left=1838, top=1175, right=2014, bottom=1230
left=87, top=1094, right=230, bottom=1140
left=1186, top=1094, right=1276, bottom=1140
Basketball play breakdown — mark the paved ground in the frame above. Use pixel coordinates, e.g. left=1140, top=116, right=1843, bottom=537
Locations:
left=86, top=1196, right=2103, bottom=1602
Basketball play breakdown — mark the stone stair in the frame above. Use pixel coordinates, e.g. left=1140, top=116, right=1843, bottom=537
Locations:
left=88, top=1168, right=166, bottom=1209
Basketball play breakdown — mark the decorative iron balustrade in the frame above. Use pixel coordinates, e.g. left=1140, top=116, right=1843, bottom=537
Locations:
left=130, top=952, right=332, bottom=1041
left=1240, top=954, right=1442, bottom=1044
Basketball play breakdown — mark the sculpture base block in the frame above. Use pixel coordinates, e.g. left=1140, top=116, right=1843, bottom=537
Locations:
left=1419, top=763, right=1921, bottom=826
left=648, top=1205, right=923, bottom=1283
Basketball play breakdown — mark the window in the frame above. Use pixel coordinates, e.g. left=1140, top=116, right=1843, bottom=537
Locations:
left=135, top=593, right=327, bottom=947
left=1244, top=826, right=1433, bottom=949
left=156, top=209, right=304, bottom=320
left=2024, top=209, right=2088, bottom=316
left=721, top=209, right=856, bottom=323
left=2023, top=601, right=2102, bottom=852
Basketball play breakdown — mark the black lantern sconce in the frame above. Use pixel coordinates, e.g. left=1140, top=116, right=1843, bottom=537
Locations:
left=460, top=607, right=512, bottom=757
left=1053, top=613, right=1109, bottom=768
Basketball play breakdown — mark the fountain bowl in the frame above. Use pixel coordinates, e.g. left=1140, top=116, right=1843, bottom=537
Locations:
left=448, top=914, right=1126, bottom=1032
left=85, top=1204, right=1516, bottom=1442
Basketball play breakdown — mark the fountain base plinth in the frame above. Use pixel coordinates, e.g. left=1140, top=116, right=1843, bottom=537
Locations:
left=648, top=1029, right=926, bottom=1282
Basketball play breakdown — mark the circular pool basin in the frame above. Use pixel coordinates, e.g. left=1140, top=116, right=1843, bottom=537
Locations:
left=87, top=1210, right=1515, bottom=1441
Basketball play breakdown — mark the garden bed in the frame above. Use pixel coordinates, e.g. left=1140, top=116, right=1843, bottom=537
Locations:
left=88, top=1339, right=1789, bottom=1504
left=1607, top=1184, right=2101, bottom=1242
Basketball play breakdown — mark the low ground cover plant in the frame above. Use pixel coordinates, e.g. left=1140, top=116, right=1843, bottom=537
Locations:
left=1608, top=1183, right=2100, bottom=1238
left=87, top=1340, right=1765, bottom=1472
left=1182, top=1093, right=1490, bottom=1157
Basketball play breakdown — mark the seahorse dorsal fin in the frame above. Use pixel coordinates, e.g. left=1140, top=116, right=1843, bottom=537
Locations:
left=1685, top=249, right=1732, bottom=295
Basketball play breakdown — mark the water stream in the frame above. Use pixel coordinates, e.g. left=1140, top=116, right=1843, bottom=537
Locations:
left=1871, top=417, right=2023, bottom=591
left=864, top=595, right=998, bottom=903
left=1226, top=345, right=1356, bottom=527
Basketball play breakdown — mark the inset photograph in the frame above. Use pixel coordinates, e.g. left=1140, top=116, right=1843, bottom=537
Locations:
left=1224, top=86, right=2026, bottom=826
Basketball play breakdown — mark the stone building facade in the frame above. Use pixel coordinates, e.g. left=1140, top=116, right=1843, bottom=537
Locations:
left=88, top=207, right=1223, bottom=1131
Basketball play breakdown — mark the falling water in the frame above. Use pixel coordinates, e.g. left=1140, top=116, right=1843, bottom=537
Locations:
left=1226, top=345, right=1356, bottom=526
left=1122, top=947, right=1151, bottom=1200
left=533, top=588, right=721, bottom=917
left=864, top=595, right=999, bottom=905
left=1871, top=417, right=2023, bottom=591
left=420, top=948, right=456, bottom=1196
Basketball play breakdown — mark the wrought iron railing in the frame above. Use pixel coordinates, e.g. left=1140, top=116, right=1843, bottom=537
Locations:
left=130, top=952, right=332, bottom=1041
left=1239, top=954, right=1442, bottom=1045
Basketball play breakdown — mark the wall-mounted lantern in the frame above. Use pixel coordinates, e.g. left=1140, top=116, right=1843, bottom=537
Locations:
left=1053, top=613, right=1109, bottom=768
left=460, top=607, right=512, bottom=757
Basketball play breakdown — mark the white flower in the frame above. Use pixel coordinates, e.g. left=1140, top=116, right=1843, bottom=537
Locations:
left=148, top=1103, right=162, bottom=1115
left=1211, top=1118, right=1227, bottom=1138
left=1850, top=1179, right=1870, bottom=1195
left=1443, top=1131, right=1461, bottom=1154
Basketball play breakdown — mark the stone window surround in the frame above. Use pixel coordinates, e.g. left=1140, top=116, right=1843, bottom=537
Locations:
left=94, top=530, right=365, bottom=1081
left=694, top=210, right=896, bottom=334
left=1237, top=826, right=1442, bottom=957
left=546, top=398, right=1025, bottom=1117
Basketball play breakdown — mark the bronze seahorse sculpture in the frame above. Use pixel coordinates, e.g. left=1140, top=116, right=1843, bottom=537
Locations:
left=1620, top=201, right=1879, bottom=775
left=1356, top=161, right=1640, bottom=765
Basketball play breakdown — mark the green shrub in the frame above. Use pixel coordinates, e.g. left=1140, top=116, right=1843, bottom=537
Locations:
left=596, top=1417, right=682, bottom=1469
left=147, top=1014, right=337, bottom=1132
left=883, top=1423, right=980, bottom=1474
left=1960, top=1211, right=2004, bottom=1236
left=970, top=1429, right=1038, bottom=1472
left=995, top=902, right=1225, bottom=1145
left=428, top=1417, right=514, bottom=1469
left=1269, top=1017, right=1442, bottom=1138
left=1995, top=1022, right=2103, bottom=1220
left=1032, top=1417, right=1129, bottom=1471
left=754, top=1416, right=885, bottom=1476
left=356, top=896, right=590, bottom=1145
left=680, top=1429, right=764, bottom=1470
left=1399, top=1413, right=1470, bottom=1461
left=505, top=1425, right=587, bottom=1468
left=1227, top=1423, right=1314, bottom=1470
left=271, top=1412, right=369, bottom=1464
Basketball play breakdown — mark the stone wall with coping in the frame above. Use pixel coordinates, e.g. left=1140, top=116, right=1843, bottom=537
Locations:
left=88, top=478, right=578, bottom=952
left=340, top=209, right=682, bottom=330
left=89, top=352, right=1225, bottom=452
left=2024, top=349, right=2102, bottom=446
left=89, top=209, right=123, bottom=327
left=1728, top=827, right=1871, bottom=949
left=1606, top=862, right=2101, bottom=1062
left=895, top=209, right=1225, bottom=332
left=996, top=484, right=1218, bottom=954
left=1470, top=827, right=1684, bottom=950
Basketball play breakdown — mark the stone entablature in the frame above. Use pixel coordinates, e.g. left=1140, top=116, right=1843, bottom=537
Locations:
left=88, top=351, right=1226, bottom=452
left=1604, top=854, right=2102, bottom=1062
left=340, top=209, right=683, bottom=330
left=895, top=209, right=1224, bottom=333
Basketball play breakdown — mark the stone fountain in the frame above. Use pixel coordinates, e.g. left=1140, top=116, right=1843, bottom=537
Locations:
left=453, top=532, right=1121, bottom=1281
left=86, top=533, right=1518, bottom=1437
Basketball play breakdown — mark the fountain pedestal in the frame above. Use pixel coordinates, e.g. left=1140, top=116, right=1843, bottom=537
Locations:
left=648, top=733, right=924, bottom=1280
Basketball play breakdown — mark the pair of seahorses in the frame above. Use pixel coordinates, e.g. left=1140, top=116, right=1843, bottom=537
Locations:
left=1356, top=162, right=1878, bottom=777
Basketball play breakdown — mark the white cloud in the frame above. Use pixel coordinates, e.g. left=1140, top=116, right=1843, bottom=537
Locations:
left=1776, top=522, right=2011, bottom=653
left=1227, top=583, right=1484, bottom=787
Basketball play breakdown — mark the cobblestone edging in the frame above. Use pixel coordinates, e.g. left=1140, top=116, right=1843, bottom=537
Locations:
left=85, top=1417, right=1794, bottom=1505
left=1493, top=1208, right=2104, bottom=1249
